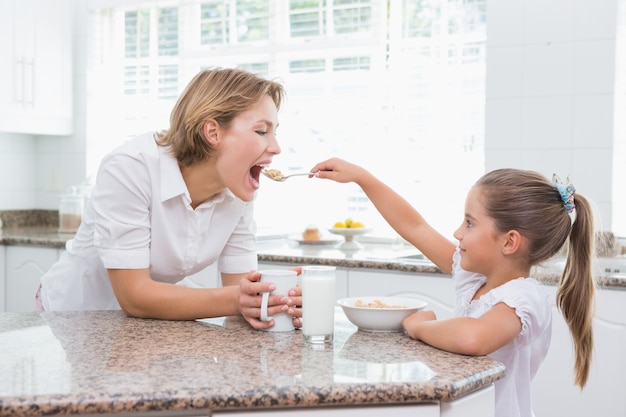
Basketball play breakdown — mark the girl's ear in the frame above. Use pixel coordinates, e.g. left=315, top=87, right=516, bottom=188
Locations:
left=502, top=230, right=524, bottom=255
left=203, top=119, right=220, bottom=145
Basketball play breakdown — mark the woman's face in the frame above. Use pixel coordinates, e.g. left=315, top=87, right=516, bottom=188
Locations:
left=215, top=95, right=281, bottom=202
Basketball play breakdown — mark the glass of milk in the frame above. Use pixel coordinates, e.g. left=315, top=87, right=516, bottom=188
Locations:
left=301, top=265, right=336, bottom=343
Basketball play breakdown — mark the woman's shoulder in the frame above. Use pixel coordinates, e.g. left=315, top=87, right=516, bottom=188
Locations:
left=101, top=132, right=166, bottom=167
left=112, top=132, right=159, bottom=155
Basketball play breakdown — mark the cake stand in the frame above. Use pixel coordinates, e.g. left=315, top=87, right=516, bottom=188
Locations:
left=327, top=228, right=372, bottom=250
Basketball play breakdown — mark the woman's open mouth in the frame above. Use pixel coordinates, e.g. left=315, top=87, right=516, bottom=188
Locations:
left=250, top=165, right=263, bottom=183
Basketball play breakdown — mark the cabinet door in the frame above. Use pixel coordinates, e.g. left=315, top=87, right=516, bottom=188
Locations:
left=212, top=404, right=439, bottom=416
left=347, top=269, right=455, bottom=319
left=6, top=246, right=59, bottom=312
left=531, top=287, right=626, bottom=417
left=0, top=246, right=5, bottom=312
left=0, top=0, right=72, bottom=135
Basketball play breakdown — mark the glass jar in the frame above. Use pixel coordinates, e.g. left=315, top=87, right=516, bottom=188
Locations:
left=59, top=187, right=84, bottom=233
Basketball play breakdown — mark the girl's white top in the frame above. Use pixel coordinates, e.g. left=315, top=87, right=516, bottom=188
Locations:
left=452, top=248, right=552, bottom=417
left=40, top=132, right=258, bottom=311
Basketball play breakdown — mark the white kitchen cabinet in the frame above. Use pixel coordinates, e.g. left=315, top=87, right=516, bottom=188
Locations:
left=258, top=262, right=349, bottom=300
left=0, top=0, right=73, bottom=135
left=531, top=286, right=626, bottom=417
left=211, top=404, right=439, bottom=416
left=347, top=269, right=455, bottom=320
left=5, top=246, right=62, bottom=312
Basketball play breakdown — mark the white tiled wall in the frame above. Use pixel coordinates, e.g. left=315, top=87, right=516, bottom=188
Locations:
left=0, top=133, right=37, bottom=209
left=485, top=0, right=624, bottom=235
left=0, top=0, right=624, bottom=237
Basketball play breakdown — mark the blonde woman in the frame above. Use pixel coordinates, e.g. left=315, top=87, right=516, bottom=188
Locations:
left=38, top=68, right=300, bottom=330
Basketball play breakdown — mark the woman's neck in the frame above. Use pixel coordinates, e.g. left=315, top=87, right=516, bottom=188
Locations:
left=180, top=161, right=224, bottom=209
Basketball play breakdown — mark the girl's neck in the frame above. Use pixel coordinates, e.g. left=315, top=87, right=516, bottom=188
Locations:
left=477, top=266, right=532, bottom=296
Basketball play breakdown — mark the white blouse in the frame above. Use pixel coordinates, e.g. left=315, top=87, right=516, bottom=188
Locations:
left=452, top=248, right=552, bottom=417
left=40, top=132, right=258, bottom=311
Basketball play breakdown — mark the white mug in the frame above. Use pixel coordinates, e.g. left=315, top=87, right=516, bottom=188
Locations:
left=259, top=269, right=298, bottom=332
left=301, top=265, right=336, bottom=343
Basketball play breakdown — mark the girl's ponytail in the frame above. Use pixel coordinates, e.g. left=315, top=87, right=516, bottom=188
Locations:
left=557, top=193, right=595, bottom=388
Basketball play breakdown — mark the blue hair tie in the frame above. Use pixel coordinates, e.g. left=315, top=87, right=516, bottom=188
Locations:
left=553, top=174, right=576, bottom=213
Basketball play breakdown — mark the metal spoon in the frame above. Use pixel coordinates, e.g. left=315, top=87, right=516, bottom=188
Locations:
left=262, top=169, right=315, bottom=182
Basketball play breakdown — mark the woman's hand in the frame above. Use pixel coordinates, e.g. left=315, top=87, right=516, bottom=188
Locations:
left=238, top=269, right=300, bottom=330
left=287, top=266, right=303, bottom=328
left=238, top=270, right=274, bottom=330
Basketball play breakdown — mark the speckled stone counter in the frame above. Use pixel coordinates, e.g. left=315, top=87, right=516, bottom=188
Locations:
left=1, top=224, right=626, bottom=290
left=0, top=310, right=504, bottom=416
left=0, top=226, right=69, bottom=249
left=255, top=239, right=626, bottom=290
left=0, top=210, right=67, bottom=249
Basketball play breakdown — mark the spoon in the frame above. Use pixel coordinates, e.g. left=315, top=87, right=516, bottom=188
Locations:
left=262, top=169, right=315, bottom=182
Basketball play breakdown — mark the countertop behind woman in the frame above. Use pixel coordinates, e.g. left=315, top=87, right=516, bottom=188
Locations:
left=1, top=210, right=624, bottom=290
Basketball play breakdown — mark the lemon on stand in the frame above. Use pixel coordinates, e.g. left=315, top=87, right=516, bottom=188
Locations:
left=331, top=218, right=365, bottom=229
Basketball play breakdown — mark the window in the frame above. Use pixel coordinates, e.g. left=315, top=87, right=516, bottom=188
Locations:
left=88, top=0, right=486, bottom=239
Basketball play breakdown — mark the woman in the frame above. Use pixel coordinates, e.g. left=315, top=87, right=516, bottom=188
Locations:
left=38, top=68, right=300, bottom=329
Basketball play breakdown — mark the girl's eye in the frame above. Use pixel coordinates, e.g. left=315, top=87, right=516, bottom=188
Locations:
left=256, top=130, right=268, bottom=136
left=465, top=219, right=473, bottom=228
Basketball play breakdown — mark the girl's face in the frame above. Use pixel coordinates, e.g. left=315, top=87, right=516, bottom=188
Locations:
left=453, top=187, right=503, bottom=275
left=215, top=95, right=281, bottom=202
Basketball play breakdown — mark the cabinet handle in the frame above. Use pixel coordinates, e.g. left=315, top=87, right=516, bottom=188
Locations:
left=14, top=57, right=23, bottom=104
left=24, top=58, right=34, bottom=106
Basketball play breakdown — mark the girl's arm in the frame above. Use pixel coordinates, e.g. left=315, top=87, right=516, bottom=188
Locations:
left=402, top=303, right=522, bottom=355
left=311, top=158, right=456, bottom=273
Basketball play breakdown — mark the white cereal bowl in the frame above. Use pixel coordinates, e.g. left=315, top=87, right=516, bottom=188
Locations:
left=337, top=296, right=428, bottom=333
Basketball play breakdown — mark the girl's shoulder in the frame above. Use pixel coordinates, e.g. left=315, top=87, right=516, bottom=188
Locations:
left=488, top=278, right=552, bottom=334
left=492, top=278, right=549, bottom=308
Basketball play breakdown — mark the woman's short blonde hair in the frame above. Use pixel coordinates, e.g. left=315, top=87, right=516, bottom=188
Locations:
left=157, top=67, right=285, bottom=166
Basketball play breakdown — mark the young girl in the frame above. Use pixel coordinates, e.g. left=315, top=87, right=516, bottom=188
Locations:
left=310, top=158, right=595, bottom=417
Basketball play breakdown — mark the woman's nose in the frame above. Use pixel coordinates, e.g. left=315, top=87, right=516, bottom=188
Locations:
left=268, top=136, right=281, bottom=154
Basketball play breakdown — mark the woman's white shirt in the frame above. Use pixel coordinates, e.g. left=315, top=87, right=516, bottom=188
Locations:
left=452, top=248, right=552, bottom=417
left=40, top=132, right=258, bottom=311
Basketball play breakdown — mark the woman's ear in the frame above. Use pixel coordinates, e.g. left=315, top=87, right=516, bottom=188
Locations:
left=203, top=119, right=220, bottom=145
left=502, top=230, right=524, bottom=255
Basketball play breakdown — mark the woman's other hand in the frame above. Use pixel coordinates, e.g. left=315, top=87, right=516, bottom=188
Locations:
left=237, top=270, right=299, bottom=330
left=287, top=266, right=302, bottom=328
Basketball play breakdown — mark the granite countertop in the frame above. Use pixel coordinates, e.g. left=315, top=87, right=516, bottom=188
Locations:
left=2, top=224, right=626, bottom=289
left=254, top=238, right=626, bottom=290
left=0, top=310, right=505, bottom=416
left=0, top=226, right=70, bottom=249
